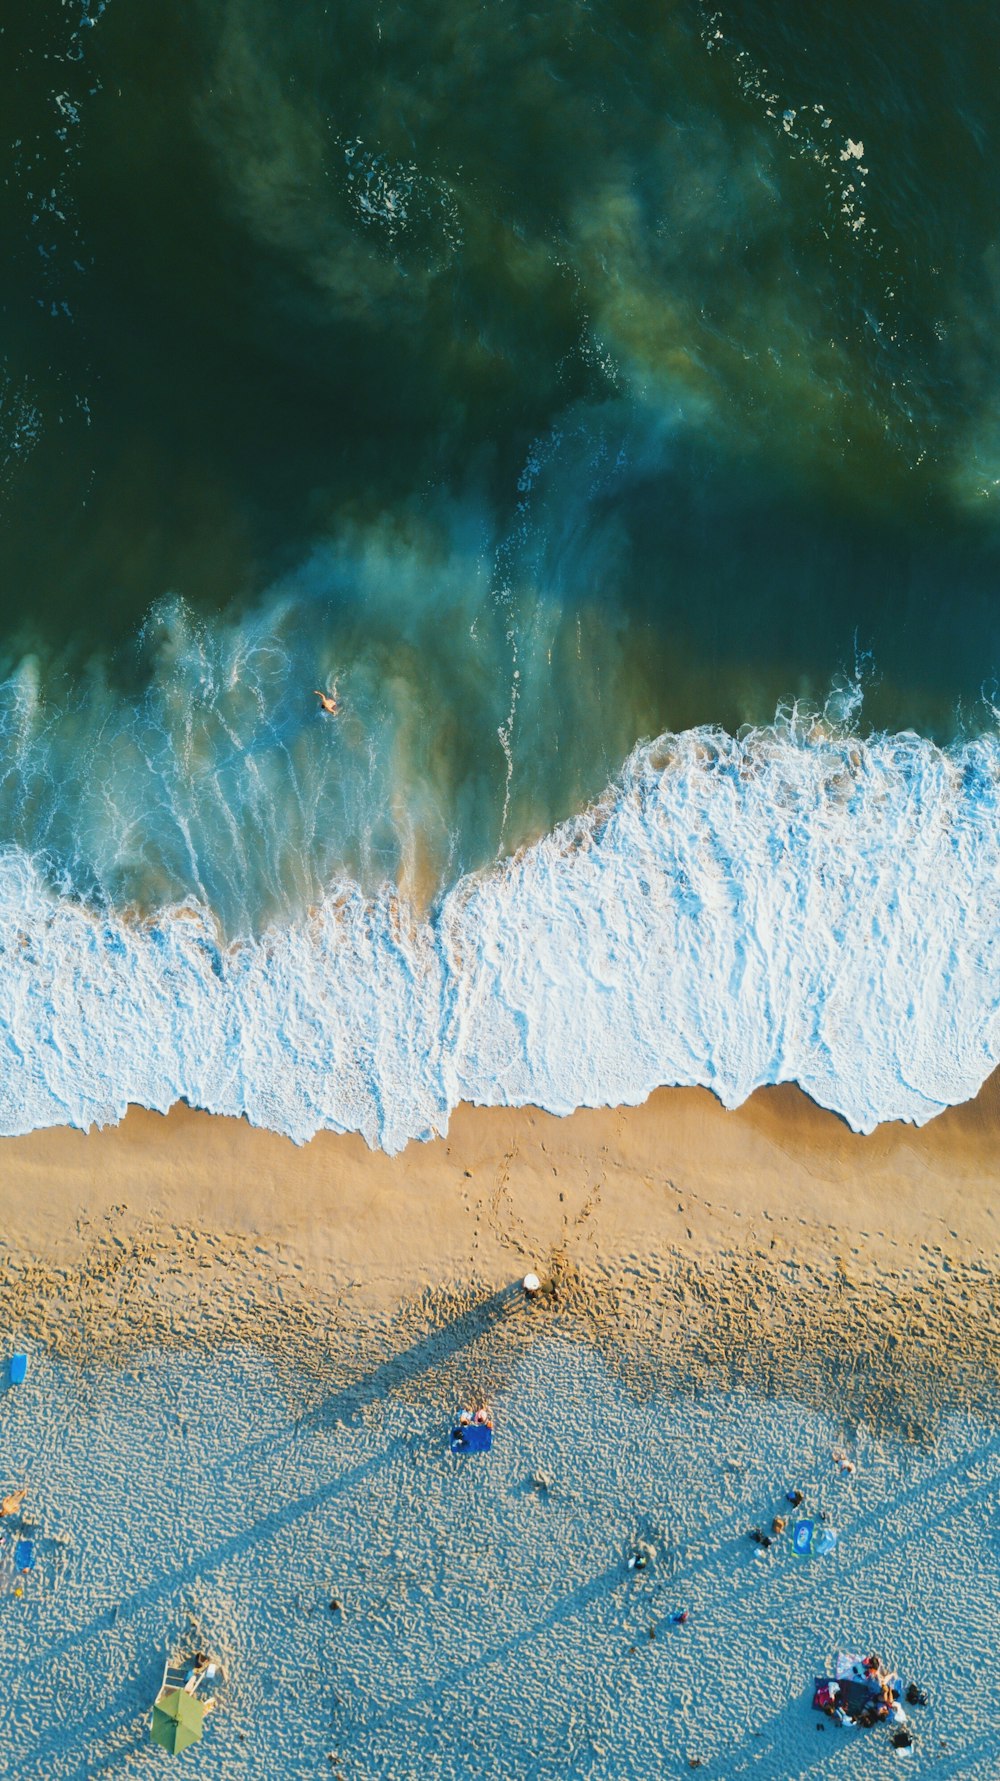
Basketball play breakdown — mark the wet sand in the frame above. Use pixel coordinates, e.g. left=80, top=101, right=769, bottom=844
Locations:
left=0, top=1077, right=997, bottom=1433
left=2, top=1075, right=999, bottom=1284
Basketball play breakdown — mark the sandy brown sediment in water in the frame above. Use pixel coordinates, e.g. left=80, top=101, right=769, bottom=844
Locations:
left=0, top=1078, right=997, bottom=1435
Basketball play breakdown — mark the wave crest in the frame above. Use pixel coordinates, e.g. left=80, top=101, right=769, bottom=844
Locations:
left=1, top=720, right=998, bottom=1147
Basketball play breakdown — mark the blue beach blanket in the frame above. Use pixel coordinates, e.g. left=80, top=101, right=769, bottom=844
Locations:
left=450, top=1422, right=493, bottom=1453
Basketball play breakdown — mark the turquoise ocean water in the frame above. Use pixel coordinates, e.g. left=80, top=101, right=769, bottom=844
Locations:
left=3, top=2, right=1000, bottom=1140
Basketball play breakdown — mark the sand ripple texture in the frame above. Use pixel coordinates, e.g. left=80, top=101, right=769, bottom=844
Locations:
left=0, top=723, right=999, bottom=1147
left=0, top=1330, right=997, bottom=1780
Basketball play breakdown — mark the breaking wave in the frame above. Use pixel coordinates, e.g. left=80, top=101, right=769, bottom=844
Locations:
left=0, top=718, right=998, bottom=1148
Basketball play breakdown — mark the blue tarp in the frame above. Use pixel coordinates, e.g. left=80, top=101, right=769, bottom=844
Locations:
left=450, top=1422, right=493, bottom=1453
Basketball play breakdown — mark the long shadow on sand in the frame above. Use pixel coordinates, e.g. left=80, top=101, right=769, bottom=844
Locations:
left=707, top=1688, right=832, bottom=1780
left=727, top=1441, right=1000, bottom=1616
left=713, top=1698, right=988, bottom=1781
left=357, top=1553, right=627, bottom=1739
left=351, top=1438, right=1000, bottom=1754
left=15, top=1318, right=998, bottom=1778
left=354, top=1526, right=773, bottom=1743
left=237, top=1283, right=519, bottom=1463
left=6, top=1686, right=154, bottom=1781
left=7, top=1288, right=519, bottom=1776
left=4, top=1444, right=398, bottom=1779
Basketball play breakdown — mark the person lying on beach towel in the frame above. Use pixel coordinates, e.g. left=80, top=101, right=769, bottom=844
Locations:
left=450, top=1408, right=493, bottom=1453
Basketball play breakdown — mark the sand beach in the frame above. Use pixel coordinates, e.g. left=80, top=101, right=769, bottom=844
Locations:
left=0, top=1083, right=997, bottom=1777
left=5, top=4, right=1000, bottom=1776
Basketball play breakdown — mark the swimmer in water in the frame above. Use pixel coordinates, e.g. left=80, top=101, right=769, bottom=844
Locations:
left=314, top=685, right=340, bottom=716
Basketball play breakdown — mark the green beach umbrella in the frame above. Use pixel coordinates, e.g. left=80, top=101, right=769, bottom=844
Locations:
left=150, top=1688, right=206, bottom=1754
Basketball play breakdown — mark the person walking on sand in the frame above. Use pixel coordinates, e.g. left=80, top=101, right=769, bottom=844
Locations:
left=314, top=684, right=341, bottom=716
left=0, top=1488, right=27, bottom=1518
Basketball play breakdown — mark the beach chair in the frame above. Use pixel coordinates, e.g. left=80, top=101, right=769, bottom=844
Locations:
left=158, top=1655, right=192, bottom=1697
left=157, top=1649, right=222, bottom=1700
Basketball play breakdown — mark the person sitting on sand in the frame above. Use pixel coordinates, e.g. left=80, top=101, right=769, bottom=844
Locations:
left=473, top=1407, right=493, bottom=1428
left=314, top=685, right=341, bottom=716
left=184, top=1654, right=211, bottom=1694
left=0, top=1488, right=27, bottom=1518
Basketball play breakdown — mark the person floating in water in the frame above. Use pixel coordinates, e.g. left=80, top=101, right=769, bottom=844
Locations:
left=314, top=684, right=340, bottom=716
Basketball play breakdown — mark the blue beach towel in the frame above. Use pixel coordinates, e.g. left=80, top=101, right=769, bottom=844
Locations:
left=450, top=1421, right=493, bottom=1453
left=9, top=1354, right=27, bottom=1385
left=15, top=1540, right=34, bottom=1571
left=793, top=1519, right=814, bottom=1554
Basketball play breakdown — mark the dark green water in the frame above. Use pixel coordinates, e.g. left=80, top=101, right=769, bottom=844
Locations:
left=3, top=0, right=1000, bottom=918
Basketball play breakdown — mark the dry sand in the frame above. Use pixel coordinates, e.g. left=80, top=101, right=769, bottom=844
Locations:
left=0, top=1076, right=997, bottom=1435
left=1, top=1085, right=998, bottom=1779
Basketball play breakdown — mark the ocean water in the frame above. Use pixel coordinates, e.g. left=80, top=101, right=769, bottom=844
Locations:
left=2, top=1330, right=998, bottom=1778
left=3, top=1, right=1000, bottom=1140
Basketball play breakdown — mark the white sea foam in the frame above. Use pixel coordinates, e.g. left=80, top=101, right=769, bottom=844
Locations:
left=0, top=720, right=998, bottom=1148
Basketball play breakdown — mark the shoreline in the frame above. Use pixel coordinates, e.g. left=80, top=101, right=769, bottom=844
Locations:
left=0, top=1078, right=997, bottom=1434
left=1, top=1072, right=997, bottom=1282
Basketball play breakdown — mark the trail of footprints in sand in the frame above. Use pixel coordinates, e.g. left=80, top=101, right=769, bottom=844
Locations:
left=0, top=1181, right=995, bottom=1441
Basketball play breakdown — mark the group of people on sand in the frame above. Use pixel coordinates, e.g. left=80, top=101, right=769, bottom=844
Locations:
left=822, top=1655, right=907, bottom=1729
left=747, top=1484, right=804, bottom=1550
left=816, top=1645, right=926, bottom=1745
